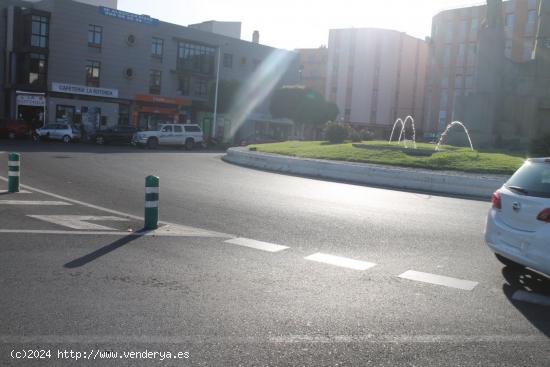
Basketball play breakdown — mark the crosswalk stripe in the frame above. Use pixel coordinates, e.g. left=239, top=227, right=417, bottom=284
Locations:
left=398, top=270, right=478, bottom=291
left=304, top=252, right=376, bottom=271
left=512, top=290, right=550, bottom=307
left=0, top=200, right=70, bottom=205
left=224, top=237, right=289, bottom=252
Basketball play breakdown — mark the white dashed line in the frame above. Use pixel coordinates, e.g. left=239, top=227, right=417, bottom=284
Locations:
left=0, top=200, right=70, bottom=205
left=224, top=237, right=289, bottom=252
left=304, top=253, right=376, bottom=271
left=398, top=270, right=478, bottom=291
left=512, top=290, right=550, bottom=307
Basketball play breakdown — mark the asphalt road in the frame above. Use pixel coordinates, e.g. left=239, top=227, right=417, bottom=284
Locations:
left=0, top=140, right=549, bottom=366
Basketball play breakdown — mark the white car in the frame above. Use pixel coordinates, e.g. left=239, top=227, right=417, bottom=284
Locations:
left=485, top=158, right=550, bottom=275
left=132, top=124, right=204, bottom=150
left=34, top=123, right=81, bottom=143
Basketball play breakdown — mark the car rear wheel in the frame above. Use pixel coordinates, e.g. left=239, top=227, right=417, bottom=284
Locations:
left=185, top=138, right=194, bottom=150
left=147, top=137, right=159, bottom=149
left=62, top=135, right=71, bottom=143
left=495, top=254, right=524, bottom=269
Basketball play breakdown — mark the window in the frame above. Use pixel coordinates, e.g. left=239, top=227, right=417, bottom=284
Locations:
left=454, top=75, right=463, bottom=89
left=528, top=10, right=537, bottom=24
left=441, top=76, right=449, bottom=89
left=465, top=75, right=474, bottom=89
left=370, top=110, right=377, bottom=122
left=55, top=105, right=75, bottom=124
left=528, top=0, right=537, bottom=9
left=149, top=70, right=162, bottom=95
left=440, top=93, right=448, bottom=110
left=470, top=18, right=478, bottom=34
left=457, top=43, right=466, bottom=66
left=223, top=53, right=233, bottom=68
left=443, top=45, right=451, bottom=67
left=194, top=78, right=208, bottom=97
left=31, top=15, right=48, bottom=48
left=174, top=125, right=183, bottom=133
left=29, top=53, right=47, bottom=86
left=184, top=125, right=201, bottom=132
left=505, top=39, right=513, bottom=58
left=178, top=76, right=191, bottom=95
left=505, top=14, right=514, bottom=29
left=177, top=41, right=216, bottom=74
left=85, top=60, right=101, bottom=87
left=88, top=24, right=103, bottom=47
left=459, top=20, right=467, bottom=40
left=252, top=59, right=261, bottom=70
left=151, top=37, right=164, bottom=58
left=445, top=25, right=453, bottom=43
left=523, top=40, right=534, bottom=60
left=161, top=125, right=172, bottom=133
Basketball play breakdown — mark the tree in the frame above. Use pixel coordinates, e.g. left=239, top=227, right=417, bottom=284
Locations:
left=270, top=85, right=339, bottom=138
left=208, top=80, right=241, bottom=114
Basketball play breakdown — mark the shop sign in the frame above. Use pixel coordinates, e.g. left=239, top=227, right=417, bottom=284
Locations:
left=52, top=83, right=119, bottom=98
left=16, top=94, right=45, bottom=107
left=99, top=7, right=159, bottom=25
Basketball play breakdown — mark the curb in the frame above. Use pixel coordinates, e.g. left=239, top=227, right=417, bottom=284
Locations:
left=223, top=147, right=510, bottom=199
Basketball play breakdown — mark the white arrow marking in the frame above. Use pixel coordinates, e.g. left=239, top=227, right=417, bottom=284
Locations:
left=27, top=215, right=129, bottom=230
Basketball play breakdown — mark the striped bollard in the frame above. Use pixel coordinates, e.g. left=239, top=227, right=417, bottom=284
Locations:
left=8, top=152, right=20, bottom=193
left=144, top=175, right=159, bottom=230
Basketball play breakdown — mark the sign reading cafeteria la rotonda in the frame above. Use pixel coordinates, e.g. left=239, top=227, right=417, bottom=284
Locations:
left=51, top=82, right=119, bottom=98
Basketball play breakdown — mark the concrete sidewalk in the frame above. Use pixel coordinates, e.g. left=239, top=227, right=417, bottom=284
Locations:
left=223, top=147, right=510, bottom=199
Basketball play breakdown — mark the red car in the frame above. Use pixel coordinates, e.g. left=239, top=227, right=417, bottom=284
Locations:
left=0, top=119, right=31, bottom=139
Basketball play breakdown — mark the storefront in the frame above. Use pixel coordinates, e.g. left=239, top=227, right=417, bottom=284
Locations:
left=15, top=92, right=46, bottom=129
left=48, top=82, right=121, bottom=138
left=133, top=94, right=192, bottom=131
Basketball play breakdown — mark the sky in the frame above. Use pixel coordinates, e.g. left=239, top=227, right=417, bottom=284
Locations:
left=117, top=0, right=485, bottom=50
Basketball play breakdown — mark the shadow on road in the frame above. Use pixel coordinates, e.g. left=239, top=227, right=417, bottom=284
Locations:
left=501, top=266, right=550, bottom=337
left=64, top=233, right=144, bottom=268
left=0, top=139, right=227, bottom=154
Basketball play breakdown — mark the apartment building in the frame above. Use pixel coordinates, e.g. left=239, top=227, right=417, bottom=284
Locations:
left=325, top=28, right=428, bottom=137
left=0, top=0, right=299, bottom=139
left=296, top=47, right=328, bottom=97
left=425, top=0, right=541, bottom=135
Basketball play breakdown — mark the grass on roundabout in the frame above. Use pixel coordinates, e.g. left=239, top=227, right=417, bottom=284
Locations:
left=248, top=140, right=526, bottom=175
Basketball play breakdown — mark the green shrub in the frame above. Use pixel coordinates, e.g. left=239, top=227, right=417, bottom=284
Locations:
left=529, top=134, right=550, bottom=156
left=349, top=130, right=362, bottom=142
left=360, top=129, right=375, bottom=141
left=324, top=121, right=349, bottom=143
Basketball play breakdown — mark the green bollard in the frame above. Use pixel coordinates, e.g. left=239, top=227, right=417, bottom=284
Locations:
left=8, top=152, right=20, bottom=193
left=144, top=175, right=159, bottom=230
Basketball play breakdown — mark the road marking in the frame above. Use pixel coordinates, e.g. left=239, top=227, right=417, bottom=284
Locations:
left=0, top=200, right=70, bottom=205
left=398, top=270, right=478, bottom=291
left=512, top=290, right=550, bottom=307
left=304, top=252, right=376, bottom=271
left=27, top=215, right=129, bottom=230
left=0, top=176, right=233, bottom=238
left=224, top=237, right=289, bottom=252
left=0, top=189, right=31, bottom=194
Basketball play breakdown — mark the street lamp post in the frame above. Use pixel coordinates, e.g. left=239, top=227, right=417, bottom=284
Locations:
left=212, top=46, right=222, bottom=139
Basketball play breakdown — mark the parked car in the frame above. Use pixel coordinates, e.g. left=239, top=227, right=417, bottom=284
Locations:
left=91, top=126, right=137, bottom=145
left=0, top=118, right=31, bottom=139
left=34, top=123, right=81, bottom=143
left=132, top=124, right=204, bottom=150
left=485, top=158, right=550, bottom=276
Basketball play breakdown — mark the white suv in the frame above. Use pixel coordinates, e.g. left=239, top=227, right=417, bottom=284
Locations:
left=132, top=124, right=204, bottom=150
left=485, top=158, right=550, bottom=275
